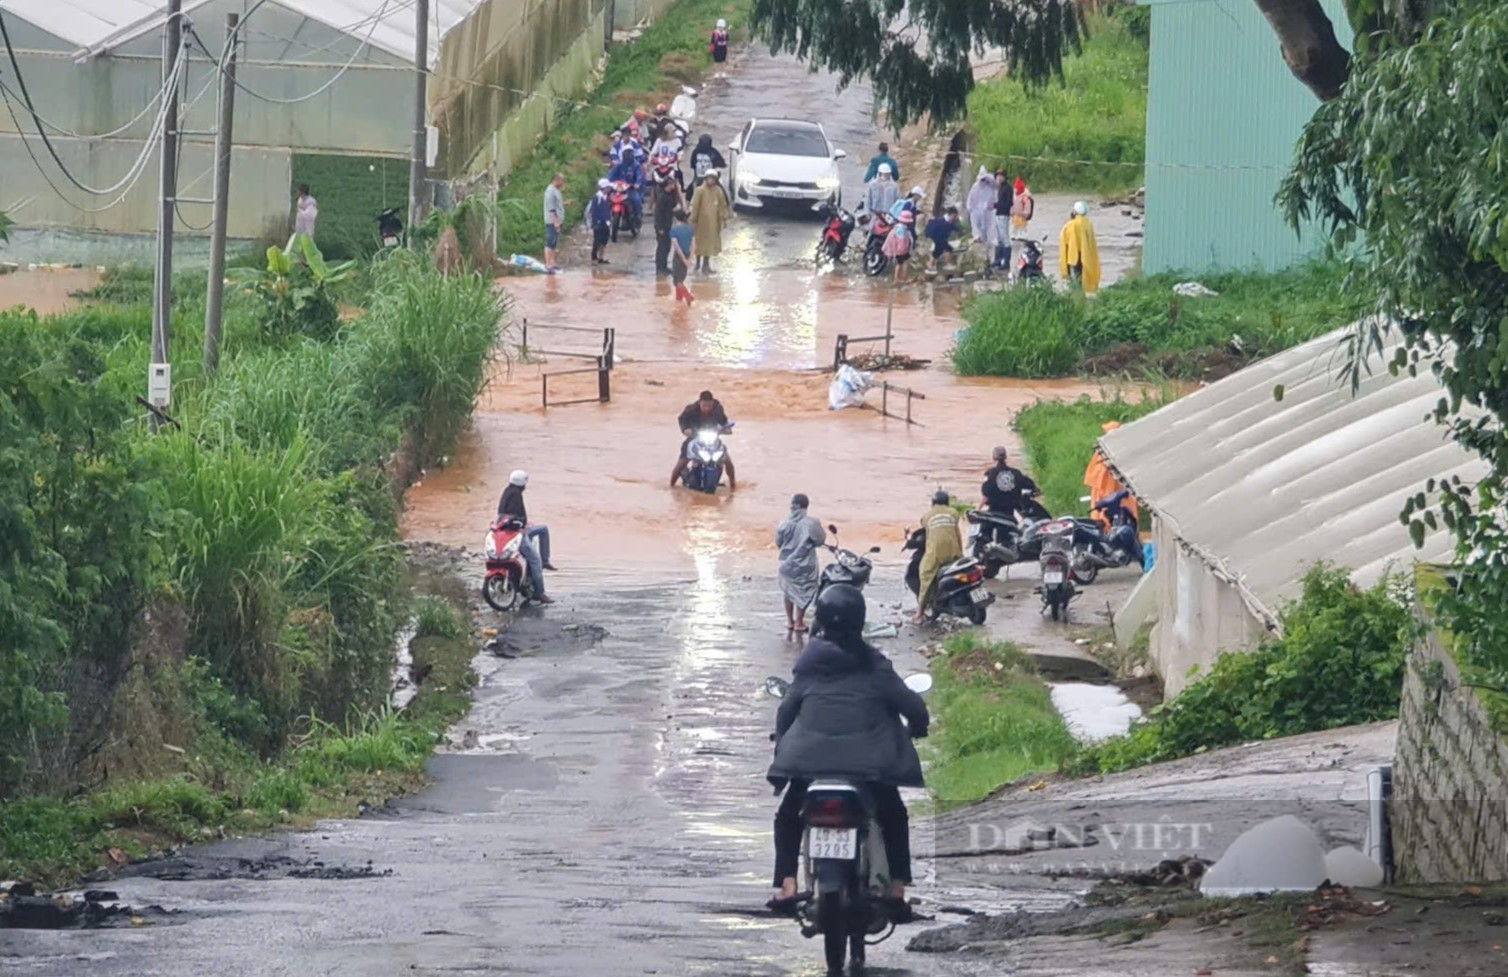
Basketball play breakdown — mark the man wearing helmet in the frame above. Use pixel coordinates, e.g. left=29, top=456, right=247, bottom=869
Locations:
left=865, top=161, right=898, bottom=216
left=1059, top=200, right=1102, bottom=294
left=766, top=584, right=929, bottom=918
left=981, top=445, right=1040, bottom=522
left=496, top=470, right=556, bottom=604
left=913, top=490, right=962, bottom=623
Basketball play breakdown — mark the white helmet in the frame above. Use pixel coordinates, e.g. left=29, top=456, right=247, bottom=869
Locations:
left=509, top=470, right=528, bottom=487
left=909, top=185, right=925, bottom=198
left=716, top=18, right=727, bottom=28
left=1073, top=200, right=1089, bottom=216
left=877, top=162, right=892, bottom=176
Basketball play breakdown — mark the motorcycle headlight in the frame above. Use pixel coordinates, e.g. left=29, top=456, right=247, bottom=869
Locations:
left=697, top=429, right=718, bottom=445
left=484, top=534, right=498, bottom=558
left=501, top=537, right=522, bottom=560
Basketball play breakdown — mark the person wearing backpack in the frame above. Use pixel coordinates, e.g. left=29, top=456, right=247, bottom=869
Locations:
left=1011, top=178, right=1035, bottom=235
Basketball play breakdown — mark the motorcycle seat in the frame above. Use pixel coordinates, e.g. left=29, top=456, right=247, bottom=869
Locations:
left=1094, top=489, right=1130, bottom=510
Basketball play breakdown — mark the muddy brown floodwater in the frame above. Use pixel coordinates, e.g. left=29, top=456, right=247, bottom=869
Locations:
left=0, top=268, right=102, bottom=316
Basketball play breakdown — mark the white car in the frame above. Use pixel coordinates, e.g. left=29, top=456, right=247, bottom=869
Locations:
left=726, top=119, right=847, bottom=212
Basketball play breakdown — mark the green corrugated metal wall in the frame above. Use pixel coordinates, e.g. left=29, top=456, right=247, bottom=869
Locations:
left=1141, top=0, right=1353, bottom=274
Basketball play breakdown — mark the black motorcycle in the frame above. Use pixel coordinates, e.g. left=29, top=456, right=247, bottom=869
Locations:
left=1038, top=521, right=1078, bottom=621
left=1069, top=490, right=1144, bottom=584
left=377, top=208, right=403, bottom=249
left=965, top=490, right=1054, bottom=578
left=817, top=524, right=881, bottom=596
left=903, top=528, right=994, bottom=625
left=1017, top=238, right=1046, bottom=283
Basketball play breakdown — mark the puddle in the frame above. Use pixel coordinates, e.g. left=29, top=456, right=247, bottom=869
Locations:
left=1049, top=681, right=1143, bottom=742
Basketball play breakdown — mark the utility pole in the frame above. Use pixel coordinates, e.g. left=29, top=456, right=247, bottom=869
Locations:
left=150, top=0, right=183, bottom=431
left=203, top=13, right=238, bottom=375
left=408, top=0, right=429, bottom=236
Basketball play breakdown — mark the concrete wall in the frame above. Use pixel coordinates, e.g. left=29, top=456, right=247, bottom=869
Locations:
left=1147, top=517, right=1269, bottom=697
left=1392, top=628, right=1508, bottom=883
left=1140, top=0, right=1352, bottom=274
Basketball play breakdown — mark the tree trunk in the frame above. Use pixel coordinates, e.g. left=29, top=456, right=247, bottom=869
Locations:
left=1252, top=0, right=1352, bottom=101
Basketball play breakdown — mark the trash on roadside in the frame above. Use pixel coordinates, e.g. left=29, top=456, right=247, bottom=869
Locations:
left=828, top=364, right=875, bottom=411
left=1173, top=281, right=1219, bottom=298
left=863, top=622, right=899, bottom=639
left=1200, top=815, right=1328, bottom=897
left=509, top=254, right=555, bottom=275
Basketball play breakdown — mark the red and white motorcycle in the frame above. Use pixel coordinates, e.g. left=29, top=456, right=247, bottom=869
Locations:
left=481, top=516, right=538, bottom=611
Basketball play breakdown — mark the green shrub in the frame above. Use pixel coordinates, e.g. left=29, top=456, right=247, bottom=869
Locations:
left=1013, top=393, right=1168, bottom=516
left=1075, top=566, right=1417, bottom=775
left=414, top=597, right=466, bottom=640
left=953, top=286, right=1088, bottom=378
left=966, top=12, right=1147, bottom=195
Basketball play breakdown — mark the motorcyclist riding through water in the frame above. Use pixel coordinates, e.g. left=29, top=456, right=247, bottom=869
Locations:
left=670, top=390, right=737, bottom=492
left=766, top=585, right=928, bottom=924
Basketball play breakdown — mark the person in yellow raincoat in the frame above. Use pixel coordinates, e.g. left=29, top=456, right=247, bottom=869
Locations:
left=913, top=490, right=963, bottom=624
left=1059, top=200, right=1101, bottom=295
left=1083, top=421, right=1138, bottom=532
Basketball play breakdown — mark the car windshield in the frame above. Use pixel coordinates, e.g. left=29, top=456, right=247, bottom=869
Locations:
left=745, top=124, right=829, bottom=157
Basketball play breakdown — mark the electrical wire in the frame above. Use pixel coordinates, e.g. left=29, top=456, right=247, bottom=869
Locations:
left=0, top=75, right=164, bottom=140
left=237, top=0, right=418, bottom=62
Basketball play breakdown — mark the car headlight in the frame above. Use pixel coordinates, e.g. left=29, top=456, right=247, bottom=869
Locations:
left=741, top=170, right=761, bottom=186
left=817, top=176, right=840, bottom=190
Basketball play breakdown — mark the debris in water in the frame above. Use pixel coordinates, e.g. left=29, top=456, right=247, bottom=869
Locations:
left=844, top=352, right=931, bottom=372
left=863, top=622, right=899, bottom=639
left=1200, top=815, right=1327, bottom=897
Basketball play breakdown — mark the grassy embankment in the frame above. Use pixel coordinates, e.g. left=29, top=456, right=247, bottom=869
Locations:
left=495, top=0, right=752, bottom=259
left=953, top=262, right=1367, bottom=380
left=966, top=9, right=1148, bottom=197
left=0, top=254, right=500, bottom=886
left=1013, top=393, right=1167, bottom=517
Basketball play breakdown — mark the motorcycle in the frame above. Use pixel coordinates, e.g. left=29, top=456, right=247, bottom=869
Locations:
left=481, top=516, right=538, bottom=612
left=816, top=524, right=882, bottom=597
left=815, top=202, right=858, bottom=264
left=965, top=490, right=1054, bottom=578
left=376, top=208, right=403, bottom=249
left=762, top=670, right=934, bottom=977
left=651, top=155, right=685, bottom=198
left=862, top=207, right=896, bottom=277
left=1016, top=238, right=1046, bottom=283
left=1069, top=489, right=1144, bottom=584
left=610, top=180, right=642, bottom=240
left=670, top=86, right=698, bottom=129
left=679, top=423, right=733, bottom=494
left=903, top=528, right=994, bottom=625
left=1038, top=520, right=1078, bottom=621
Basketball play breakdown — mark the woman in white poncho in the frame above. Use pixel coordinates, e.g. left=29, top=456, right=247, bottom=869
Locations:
left=775, top=493, right=826, bottom=634
left=966, top=165, right=996, bottom=249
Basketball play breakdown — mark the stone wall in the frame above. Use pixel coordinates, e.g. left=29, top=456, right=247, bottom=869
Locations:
left=1391, top=628, right=1508, bottom=883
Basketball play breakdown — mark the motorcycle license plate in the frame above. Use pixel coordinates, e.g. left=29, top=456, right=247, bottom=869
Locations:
left=809, top=827, right=858, bottom=860
left=1043, top=570, right=1065, bottom=584
left=969, top=588, right=990, bottom=604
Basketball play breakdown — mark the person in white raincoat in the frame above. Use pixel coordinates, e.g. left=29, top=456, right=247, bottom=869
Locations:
left=776, top=494, right=826, bottom=635
left=966, top=166, right=996, bottom=248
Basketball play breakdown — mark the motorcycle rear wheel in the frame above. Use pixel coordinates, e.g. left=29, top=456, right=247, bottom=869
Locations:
left=482, top=574, right=518, bottom=612
left=982, top=562, right=1002, bottom=580
left=863, top=247, right=888, bottom=277
left=1049, top=599, right=1062, bottom=622
left=817, top=891, right=848, bottom=977
left=1073, top=564, right=1099, bottom=585
left=967, top=604, right=987, bottom=625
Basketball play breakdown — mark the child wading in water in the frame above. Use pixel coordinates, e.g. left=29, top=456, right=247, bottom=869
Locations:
left=710, top=19, right=730, bottom=75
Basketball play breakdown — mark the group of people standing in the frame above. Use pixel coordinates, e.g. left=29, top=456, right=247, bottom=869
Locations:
left=965, top=166, right=1035, bottom=274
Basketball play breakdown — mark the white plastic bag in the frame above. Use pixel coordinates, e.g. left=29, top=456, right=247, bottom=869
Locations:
left=1173, top=281, right=1219, bottom=298
left=828, top=364, right=875, bottom=411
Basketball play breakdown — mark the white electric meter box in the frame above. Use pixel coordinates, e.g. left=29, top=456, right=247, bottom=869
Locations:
left=148, top=362, right=171, bottom=407
left=426, top=126, right=439, bottom=167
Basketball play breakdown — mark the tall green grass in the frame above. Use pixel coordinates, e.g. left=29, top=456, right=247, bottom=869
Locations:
left=954, top=262, right=1365, bottom=379
left=967, top=11, right=1147, bottom=195
left=1014, top=393, right=1168, bottom=516
left=926, top=635, right=1078, bottom=808
left=496, top=0, right=751, bottom=257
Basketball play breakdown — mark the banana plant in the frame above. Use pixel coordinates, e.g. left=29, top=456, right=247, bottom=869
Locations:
left=235, top=233, right=355, bottom=340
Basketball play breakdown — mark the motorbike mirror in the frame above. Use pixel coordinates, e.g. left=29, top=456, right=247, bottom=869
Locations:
left=903, top=673, right=934, bottom=694
left=868, top=546, right=882, bottom=554
left=827, top=524, right=839, bottom=534
left=763, top=676, right=790, bottom=699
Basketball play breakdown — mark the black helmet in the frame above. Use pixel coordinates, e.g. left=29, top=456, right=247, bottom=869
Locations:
left=933, top=490, right=950, bottom=506
left=814, top=584, right=866, bottom=638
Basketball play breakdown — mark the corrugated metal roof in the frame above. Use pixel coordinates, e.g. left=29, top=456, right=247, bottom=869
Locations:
left=1099, top=325, right=1486, bottom=623
left=1, top=0, right=483, bottom=66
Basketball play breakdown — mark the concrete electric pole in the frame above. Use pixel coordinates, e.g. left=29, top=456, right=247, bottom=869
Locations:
left=149, top=0, right=184, bottom=430
left=408, top=0, right=429, bottom=236
left=203, top=12, right=238, bottom=375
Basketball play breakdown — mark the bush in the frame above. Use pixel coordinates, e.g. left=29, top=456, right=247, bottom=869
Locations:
left=1013, top=393, right=1167, bottom=516
left=954, top=262, right=1364, bottom=378
left=966, top=12, right=1147, bottom=195
left=1075, top=566, right=1417, bottom=774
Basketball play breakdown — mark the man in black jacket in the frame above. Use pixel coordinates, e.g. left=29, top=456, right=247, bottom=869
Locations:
left=669, top=390, right=736, bottom=491
left=981, top=445, right=1041, bottom=521
left=652, top=174, right=685, bottom=276
left=495, top=470, right=556, bottom=604
left=765, top=585, right=928, bottom=917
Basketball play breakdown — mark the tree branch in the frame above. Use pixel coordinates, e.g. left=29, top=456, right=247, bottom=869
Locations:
left=1252, top=0, right=1352, bottom=100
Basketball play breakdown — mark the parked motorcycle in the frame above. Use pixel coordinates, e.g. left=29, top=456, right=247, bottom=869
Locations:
left=376, top=208, right=403, bottom=249
left=1070, top=489, right=1144, bottom=584
left=610, top=180, right=642, bottom=240
left=678, top=423, right=732, bottom=494
left=903, top=528, right=994, bottom=625
left=481, top=516, right=538, bottom=612
left=815, top=202, right=858, bottom=264
left=965, top=490, right=1054, bottom=578
left=862, top=208, right=896, bottom=277
left=1037, top=520, right=1078, bottom=621
left=1016, top=238, right=1046, bottom=283
left=762, top=670, right=934, bottom=977
left=817, top=524, right=881, bottom=596
left=670, top=86, right=698, bottom=129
